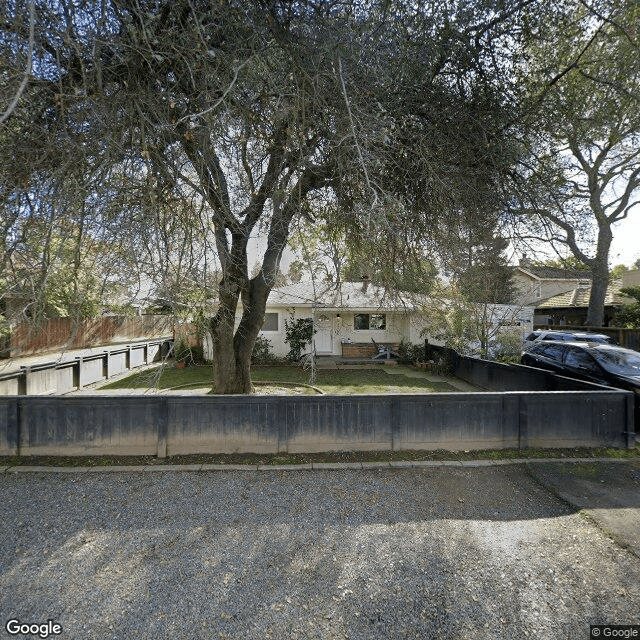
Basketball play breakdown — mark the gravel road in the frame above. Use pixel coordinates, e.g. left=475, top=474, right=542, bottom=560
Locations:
left=1, top=465, right=638, bottom=639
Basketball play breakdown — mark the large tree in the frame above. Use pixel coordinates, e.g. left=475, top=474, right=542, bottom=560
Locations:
left=1, top=0, right=528, bottom=392
left=514, top=0, right=640, bottom=326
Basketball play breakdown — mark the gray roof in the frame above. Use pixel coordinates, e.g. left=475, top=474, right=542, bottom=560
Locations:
left=537, top=279, right=627, bottom=309
left=267, top=281, right=419, bottom=310
left=518, top=265, right=592, bottom=281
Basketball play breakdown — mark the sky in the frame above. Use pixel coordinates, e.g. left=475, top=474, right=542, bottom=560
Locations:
left=610, top=214, right=640, bottom=267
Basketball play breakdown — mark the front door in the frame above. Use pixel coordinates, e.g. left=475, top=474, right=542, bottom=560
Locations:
left=314, top=314, right=333, bottom=354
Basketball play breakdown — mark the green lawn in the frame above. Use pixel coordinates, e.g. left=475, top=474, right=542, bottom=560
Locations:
left=100, top=364, right=456, bottom=394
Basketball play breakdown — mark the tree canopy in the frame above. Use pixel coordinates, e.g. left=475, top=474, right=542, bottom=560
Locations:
left=511, top=0, right=640, bottom=326
left=1, top=0, right=543, bottom=391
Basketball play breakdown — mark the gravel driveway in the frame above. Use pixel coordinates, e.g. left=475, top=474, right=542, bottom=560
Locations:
left=1, top=466, right=638, bottom=639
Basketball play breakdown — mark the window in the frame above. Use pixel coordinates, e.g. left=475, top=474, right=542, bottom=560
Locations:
left=261, top=312, right=278, bottom=331
left=536, top=344, right=566, bottom=361
left=354, top=313, right=386, bottom=330
left=565, top=348, right=598, bottom=371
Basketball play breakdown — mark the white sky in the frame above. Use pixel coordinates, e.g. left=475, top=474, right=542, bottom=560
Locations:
left=610, top=213, right=640, bottom=267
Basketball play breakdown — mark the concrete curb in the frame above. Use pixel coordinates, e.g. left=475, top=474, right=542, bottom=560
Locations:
left=0, top=457, right=637, bottom=474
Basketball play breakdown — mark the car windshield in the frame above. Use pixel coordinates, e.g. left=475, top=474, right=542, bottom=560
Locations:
left=592, top=349, right=640, bottom=376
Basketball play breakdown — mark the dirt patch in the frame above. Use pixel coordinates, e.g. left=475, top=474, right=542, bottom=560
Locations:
left=2, top=446, right=638, bottom=468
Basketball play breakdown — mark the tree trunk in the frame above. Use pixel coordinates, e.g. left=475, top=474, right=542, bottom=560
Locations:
left=210, top=276, right=271, bottom=394
left=585, top=226, right=612, bottom=327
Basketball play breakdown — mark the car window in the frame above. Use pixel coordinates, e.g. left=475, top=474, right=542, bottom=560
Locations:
left=537, top=344, right=566, bottom=361
left=564, top=348, right=599, bottom=371
left=541, top=334, right=562, bottom=341
left=592, top=349, right=640, bottom=375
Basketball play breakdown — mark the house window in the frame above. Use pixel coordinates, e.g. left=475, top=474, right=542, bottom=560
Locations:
left=354, top=313, right=386, bottom=330
left=262, top=312, right=279, bottom=331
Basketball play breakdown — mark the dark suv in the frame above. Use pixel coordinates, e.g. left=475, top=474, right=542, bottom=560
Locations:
left=521, top=341, right=640, bottom=391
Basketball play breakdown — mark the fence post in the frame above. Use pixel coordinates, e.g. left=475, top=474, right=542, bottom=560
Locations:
left=102, top=353, right=109, bottom=380
left=624, top=393, right=635, bottom=449
left=517, top=395, right=528, bottom=450
left=390, top=396, right=399, bottom=451
left=157, top=397, right=168, bottom=458
left=17, top=368, right=27, bottom=395
left=74, top=357, right=82, bottom=390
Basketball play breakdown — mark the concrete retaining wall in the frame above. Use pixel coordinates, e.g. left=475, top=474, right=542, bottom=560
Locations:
left=0, top=390, right=634, bottom=457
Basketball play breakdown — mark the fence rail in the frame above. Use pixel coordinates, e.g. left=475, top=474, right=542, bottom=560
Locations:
left=0, top=339, right=173, bottom=396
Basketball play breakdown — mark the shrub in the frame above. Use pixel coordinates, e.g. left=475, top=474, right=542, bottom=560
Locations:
left=284, top=314, right=315, bottom=361
left=397, top=340, right=426, bottom=364
left=174, top=338, right=207, bottom=365
left=252, top=336, right=278, bottom=364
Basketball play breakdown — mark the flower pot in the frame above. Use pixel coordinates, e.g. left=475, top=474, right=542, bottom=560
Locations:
left=175, top=361, right=186, bottom=369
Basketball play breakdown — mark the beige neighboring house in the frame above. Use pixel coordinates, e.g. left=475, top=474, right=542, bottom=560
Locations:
left=201, top=280, right=535, bottom=359
left=512, top=256, right=592, bottom=307
left=535, top=269, right=640, bottom=327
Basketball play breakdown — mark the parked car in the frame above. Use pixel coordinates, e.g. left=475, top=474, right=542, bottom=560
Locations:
left=523, top=330, right=616, bottom=350
left=521, top=342, right=640, bottom=394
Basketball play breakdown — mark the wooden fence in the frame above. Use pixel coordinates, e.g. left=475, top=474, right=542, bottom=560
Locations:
left=4, top=316, right=181, bottom=358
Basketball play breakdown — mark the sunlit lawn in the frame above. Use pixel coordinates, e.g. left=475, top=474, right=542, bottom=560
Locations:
left=100, top=364, right=456, bottom=394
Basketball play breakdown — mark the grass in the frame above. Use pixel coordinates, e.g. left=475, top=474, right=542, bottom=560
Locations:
left=100, top=363, right=456, bottom=394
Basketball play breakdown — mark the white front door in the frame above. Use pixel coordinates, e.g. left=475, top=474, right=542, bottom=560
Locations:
left=314, top=314, right=333, bottom=354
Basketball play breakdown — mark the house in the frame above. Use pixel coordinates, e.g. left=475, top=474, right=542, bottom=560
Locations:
left=535, top=269, right=640, bottom=327
left=512, top=256, right=592, bottom=307
left=250, top=280, right=534, bottom=358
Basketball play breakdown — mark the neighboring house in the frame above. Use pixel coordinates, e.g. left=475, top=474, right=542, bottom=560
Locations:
left=535, top=269, right=640, bottom=327
left=242, top=280, right=534, bottom=358
left=512, top=256, right=592, bottom=307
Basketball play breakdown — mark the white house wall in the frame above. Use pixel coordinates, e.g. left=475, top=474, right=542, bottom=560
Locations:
left=259, top=307, right=416, bottom=357
left=202, top=302, right=534, bottom=361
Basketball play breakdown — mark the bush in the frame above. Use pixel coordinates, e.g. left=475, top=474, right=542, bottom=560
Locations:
left=284, top=314, right=315, bottom=361
left=252, top=336, right=278, bottom=364
left=397, top=340, right=427, bottom=364
left=174, top=338, right=207, bottom=365
left=491, top=332, right=523, bottom=364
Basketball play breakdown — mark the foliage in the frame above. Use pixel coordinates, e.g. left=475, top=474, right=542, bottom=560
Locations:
left=396, top=340, right=427, bottom=364
left=251, top=336, right=281, bottom=365
left=492, top=332, right=525, bottom=364
left=284, top=314, right=315, bottom=362
left=614, top=287, right=640, bottom=328
left=513, top=0, right=640, bottom=325
left=610, top=264, right=629, bottom=279
left=1, top=0, right=536, bottom=391
left=425, top=285, right=527, bottom=360
left=173, top=337, right=207, bottom=366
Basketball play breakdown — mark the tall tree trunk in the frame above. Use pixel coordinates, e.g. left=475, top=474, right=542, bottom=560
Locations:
left=585, top=226, right=612, bottom=327
left=209, top=254, right=276, bottom=394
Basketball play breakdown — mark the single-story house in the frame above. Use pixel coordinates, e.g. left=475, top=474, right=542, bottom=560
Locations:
left=242, top=280, right=534, bottom=359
